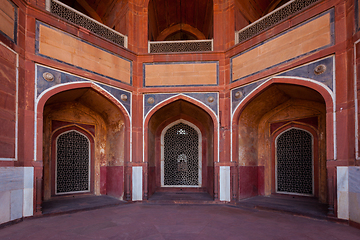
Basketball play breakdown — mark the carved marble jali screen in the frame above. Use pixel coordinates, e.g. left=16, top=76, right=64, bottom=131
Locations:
left=163, top=123, right=200, bottom=186
left=56, top=130, right=90, bottom=194
left=276, top=128, right=313, bottom=195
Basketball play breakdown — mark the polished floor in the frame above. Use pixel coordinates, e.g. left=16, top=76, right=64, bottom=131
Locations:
left=1, top=203, right=359, bottom=240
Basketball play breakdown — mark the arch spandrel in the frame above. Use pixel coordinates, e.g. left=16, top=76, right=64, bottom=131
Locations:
left=35, top=65, right=132, bottom=118
left=231, top=56, right=335, bottom=117
left=144, top=93, right=219, bottom=119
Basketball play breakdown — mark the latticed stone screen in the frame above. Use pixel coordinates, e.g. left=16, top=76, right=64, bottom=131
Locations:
left=276, top=128, right=313, bottom=195
left=236, top=0, right=321, bottom=44
left=50, top=0, right=126, bottom=47
left=164, top=123, right=199, bottom=186
left=56, top=131, right=90, bottom=194
left=149, top=40, right=212, bottom=53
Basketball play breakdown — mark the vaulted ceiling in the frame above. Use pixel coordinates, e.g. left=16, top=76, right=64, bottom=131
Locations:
left=148, top=0, right=213, bottom=41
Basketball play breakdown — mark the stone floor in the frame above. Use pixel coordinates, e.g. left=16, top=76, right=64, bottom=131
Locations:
left=235, top=195, right=329, bottom=220
left=42, top=195, right=125, bottom=215
left=147, top=192, right=214, bottom=204
left=1, top=203, right=360, bottom=240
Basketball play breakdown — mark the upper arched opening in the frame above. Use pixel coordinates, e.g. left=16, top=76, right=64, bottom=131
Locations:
left=148, top=0, right=213, bottom=41
left=57, top=0, right=128, bottom=34
left=235, top=0, right=290, bottom=31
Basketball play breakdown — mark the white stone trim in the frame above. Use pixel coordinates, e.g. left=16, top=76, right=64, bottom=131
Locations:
left=354, top=39, right=360, bottom=160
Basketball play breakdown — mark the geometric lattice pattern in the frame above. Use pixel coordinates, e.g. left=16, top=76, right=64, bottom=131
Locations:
left=164, top=123, right=199, bottom=186
left=236, top=0, right=321, bottom=44
left=51, top=0, right=126, bottom=47
left=149, top=40, right=212, bottom=53
left=276, top=128, right=313, bottom=195
left=56, top=131, right=90, bottom=194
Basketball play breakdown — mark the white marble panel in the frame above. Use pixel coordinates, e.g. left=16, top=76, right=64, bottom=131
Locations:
left=337, top=191, right=349, bottom=220
left=10, top=189, right=23, bottom=220
left=23, top=188, right=33, bottom=217
left=337, top=167, right=348, bottom=192
left=349, top=192, right=360, bottom=224
left=23, top=167, right=34, bottom=189
left=349, top=167, right=360, bottom=194
left=337, top=167, right=349, bottom=219
left=0, top=168, right=24, bottom=192
left=220, top=166, right=230, bottom=202
left=132, top=166, right=143, bottom=201
left=0, top=191, right=11, bottom=224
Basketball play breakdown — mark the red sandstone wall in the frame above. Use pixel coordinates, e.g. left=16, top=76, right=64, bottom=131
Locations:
left=0, top=0, right=358, bottom=222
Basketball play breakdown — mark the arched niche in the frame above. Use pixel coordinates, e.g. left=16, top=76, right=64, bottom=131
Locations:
left=235, top=83, right=327, bottom=203
left=235, top=0, right=291, bottom=31
left=146, top=99, right=215, bottom=198
left=42, top=87, right=128, bottom=200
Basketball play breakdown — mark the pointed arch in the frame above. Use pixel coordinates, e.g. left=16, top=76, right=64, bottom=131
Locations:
left=51, top=127, right=95, bottom=196
left=143, top=94, right=219, bottom=164
left=271, top=124, right=319, bottom=197
left=231, top=77, right=335, bottom=163
left=35, top=81, right=131, bottom=162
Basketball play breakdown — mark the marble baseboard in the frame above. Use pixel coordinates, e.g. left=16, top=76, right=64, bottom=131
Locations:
left=349, top=167, right=360, bottom=194
left=0, top=167, right=34, bottom=224
left=132, top=166, right=142, bottom=201
left=220, top=166, right=230, bottom=202
left=349, top=167, right=360, bottom=224
left=349, top=192, right=360, bottom=224
left=337, top=167, right=349, bottom=220
left=337, top=166, right=360, bottom=224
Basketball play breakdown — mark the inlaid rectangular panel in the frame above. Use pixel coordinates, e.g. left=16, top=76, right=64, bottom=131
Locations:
left=231, top=10, right=333, bottom=82
left=144, top=62, right=218, bottom=87
left=0, top=42, right=17, bottom=160
left=0, top=0, right=17, bottom=42
left=37, top=22, right=132, bottom=85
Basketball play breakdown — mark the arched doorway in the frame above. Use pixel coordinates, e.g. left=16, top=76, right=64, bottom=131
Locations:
left=40, top=86, right=130, bottom=201
left=161, top=120, right=202, bottom=187
left=274, top=127, right=315, bottom=196
left=233, top=82, right=328, bottom=203
left=52, top=128, right=94, bottom=196
left=145, top=99, right=216, bottom=199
